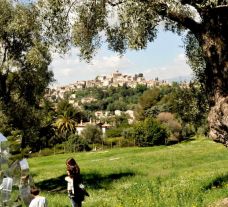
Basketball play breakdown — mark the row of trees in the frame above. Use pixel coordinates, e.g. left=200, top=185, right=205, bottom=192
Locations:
left=1, top=78, right=209, bottom=153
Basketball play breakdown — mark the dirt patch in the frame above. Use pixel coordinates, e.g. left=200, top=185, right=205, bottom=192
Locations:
left=209, top=198, right=228, bottom=207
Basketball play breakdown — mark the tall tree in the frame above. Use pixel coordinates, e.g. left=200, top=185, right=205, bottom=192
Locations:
left=37, top=0, right=228, bottom=145
left=0, top=0, right=54, bottom=147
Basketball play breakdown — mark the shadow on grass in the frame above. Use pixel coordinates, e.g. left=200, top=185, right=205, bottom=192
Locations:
left=203, top=173, right=228, bottom=190
left=36, top=174, right=67, bottom=193
left=36, top=171, right=135, bottom=193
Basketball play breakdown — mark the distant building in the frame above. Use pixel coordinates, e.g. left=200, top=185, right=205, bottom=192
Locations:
left=45, top=70, right=172, bottom=101
left=76, top=120, right=112, bottom=135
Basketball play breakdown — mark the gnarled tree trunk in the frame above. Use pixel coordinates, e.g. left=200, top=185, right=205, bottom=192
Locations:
left=199, top=7, right=228, bottom=145
left=208, top=94, right=228, bottom=146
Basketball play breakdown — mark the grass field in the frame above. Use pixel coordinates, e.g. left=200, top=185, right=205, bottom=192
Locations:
left=28, top=136, right=228, bottom=207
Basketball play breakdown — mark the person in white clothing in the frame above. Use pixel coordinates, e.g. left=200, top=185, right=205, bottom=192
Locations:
left=29, top=187, right=48, bottom=207
left=65, top=157, right=89, bottom=207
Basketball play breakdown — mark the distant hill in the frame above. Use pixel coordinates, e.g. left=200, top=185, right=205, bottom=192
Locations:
left=165, top=75, right=193, bottom=83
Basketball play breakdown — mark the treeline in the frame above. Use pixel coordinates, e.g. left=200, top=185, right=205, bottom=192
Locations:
left=129, top=82, right=209, bottom=145
left=0, top=81, right=209, bottom=156
left=69, top=84, right=148, bottom=112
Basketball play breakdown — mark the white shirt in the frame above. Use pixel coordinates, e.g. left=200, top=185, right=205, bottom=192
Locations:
left=29, top=196, right=48, bottom=207
left=65, top=176, right=74, bottom=194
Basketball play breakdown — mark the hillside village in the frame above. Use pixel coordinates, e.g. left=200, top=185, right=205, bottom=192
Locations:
left=44, top=71, right=167, bottom=133
left=46, top=70, right=169, bottom=100
left=45, top=70, right=188, bottom=134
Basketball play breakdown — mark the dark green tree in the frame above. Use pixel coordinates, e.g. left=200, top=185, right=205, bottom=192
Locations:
left=132, top=118, right=167, bottom=147
left=81, top=124, right=103, bottom=144
left=134, top=87, right=161, bottom=120
left=0, top=0, right=54, bottom=148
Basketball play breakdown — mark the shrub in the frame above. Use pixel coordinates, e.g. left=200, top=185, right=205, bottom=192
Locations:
left=106, top=127, right=124, bottom=138
left=121, top=127, right=134, bottom=138
left=104, top=137, right=135, bottom=148
left=156, top=112, right=182, bottom=143
left=81, top=124, right=103, bottom=144
left=66, top=133, right=90, bottom=152
left=132, top=118, right=167, bottom=147
left=182, top=123, right=196, bottom=139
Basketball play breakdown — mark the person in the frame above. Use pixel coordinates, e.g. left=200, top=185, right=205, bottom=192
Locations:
left=29, top=187, right=48, bottom=207
left=65, top=158, right=89, bottom=207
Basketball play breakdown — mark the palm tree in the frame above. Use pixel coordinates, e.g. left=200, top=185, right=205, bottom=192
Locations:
left=53, top=112, right=77, bottom=138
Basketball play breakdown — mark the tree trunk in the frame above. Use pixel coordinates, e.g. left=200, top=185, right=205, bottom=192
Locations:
left=199, top=23, right=228, bottom=145
left=208, top=94, right=228, bottom=146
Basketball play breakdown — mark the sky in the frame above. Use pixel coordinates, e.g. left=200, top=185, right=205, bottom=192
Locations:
left=19, top=0, right=193, bottom=87
left=50, top=30, right=193, bottom=87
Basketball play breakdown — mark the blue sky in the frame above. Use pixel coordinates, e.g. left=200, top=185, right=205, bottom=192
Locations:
left=51, top=29, right=192, bottom=86
left=19, top=0, right=193, bottom=86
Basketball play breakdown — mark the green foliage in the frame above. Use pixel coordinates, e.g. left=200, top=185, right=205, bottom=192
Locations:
left=53, top=113, right=77, bottom=141
left=132, top=118, right=167, bottom=147
left=0, top=107, right=11, bottom=135
left=65, top=133, right=90, bottom=152
left=104, top=136, right=135, bottom=148
left=134, top=86, right=168, bottom=120
left=81, top=124, right=103, bottom=144
left=156, top=112, right=182, bottom=143
left=7, top=130, right=23, bottom=156
left=56, top=99, right=87, bottom=123
left=72, top=0, right=107, bottom=60
left=76, top=86, right=143, bottom=110
left=184, top=32, right=207, bottom=90
left=135, top=83, right=209, bottom=136
left=170, top=82, right=209, bottom=128
left=106, top=128, right=123, bottom=138
left=0, top=0, right=53, bottom=149
left=182, top=123, right=196, bottom=139
left=79, top=85, right=147, bottom=112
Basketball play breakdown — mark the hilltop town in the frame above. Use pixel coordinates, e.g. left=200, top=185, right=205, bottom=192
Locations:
left=46, top=70, right=169, bottom=100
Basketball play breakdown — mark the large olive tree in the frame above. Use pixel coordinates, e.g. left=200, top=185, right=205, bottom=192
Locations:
left=36, top=0, right=227, bottom=145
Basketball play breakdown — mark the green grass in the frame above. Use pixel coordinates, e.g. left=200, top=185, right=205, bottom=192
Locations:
left=28, top=136, right=228, bottom=207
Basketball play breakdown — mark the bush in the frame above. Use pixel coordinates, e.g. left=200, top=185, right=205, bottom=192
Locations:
left=182, top=123, right=196, bottom=139
left=132, top=118, right=168, bottom=147
left=121, top=127, right=134, bottom=138
left=156, top=112, right=182, bottom=143
left=81, top=124, right=103, bottom=144
left=104, top=137, right=135, bottom=148
left=106, top=127, right=124, bottom=138
left=66, top=133, right=90, bottom=152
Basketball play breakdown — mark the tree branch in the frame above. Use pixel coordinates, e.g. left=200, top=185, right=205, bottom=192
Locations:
left=214, top=4, right=228, bottom=10
left=1, top=45, right=8, bottom=68
left=165, top=9, right=201, bottom=34
left=107, top=0, right=123, bottom=6
left=66, top=0, right=79, bottom=19
left=179, top=0, right=204, bottom=14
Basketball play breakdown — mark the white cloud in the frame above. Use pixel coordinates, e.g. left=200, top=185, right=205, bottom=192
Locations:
left=144, top=53, right=193, bottom=80
left=50, top=42, right=192, bottom=86
left=50, top=49, right=131, bottom=86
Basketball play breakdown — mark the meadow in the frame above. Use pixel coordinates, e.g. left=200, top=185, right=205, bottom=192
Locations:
left=28, top=136, right=228, bottom=207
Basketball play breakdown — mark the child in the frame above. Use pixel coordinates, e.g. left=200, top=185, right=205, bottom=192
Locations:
left=29, top=187, right=48, bottom=207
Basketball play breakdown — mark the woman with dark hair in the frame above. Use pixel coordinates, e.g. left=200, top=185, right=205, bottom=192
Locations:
left=65, top=158, right=88, bottom=207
